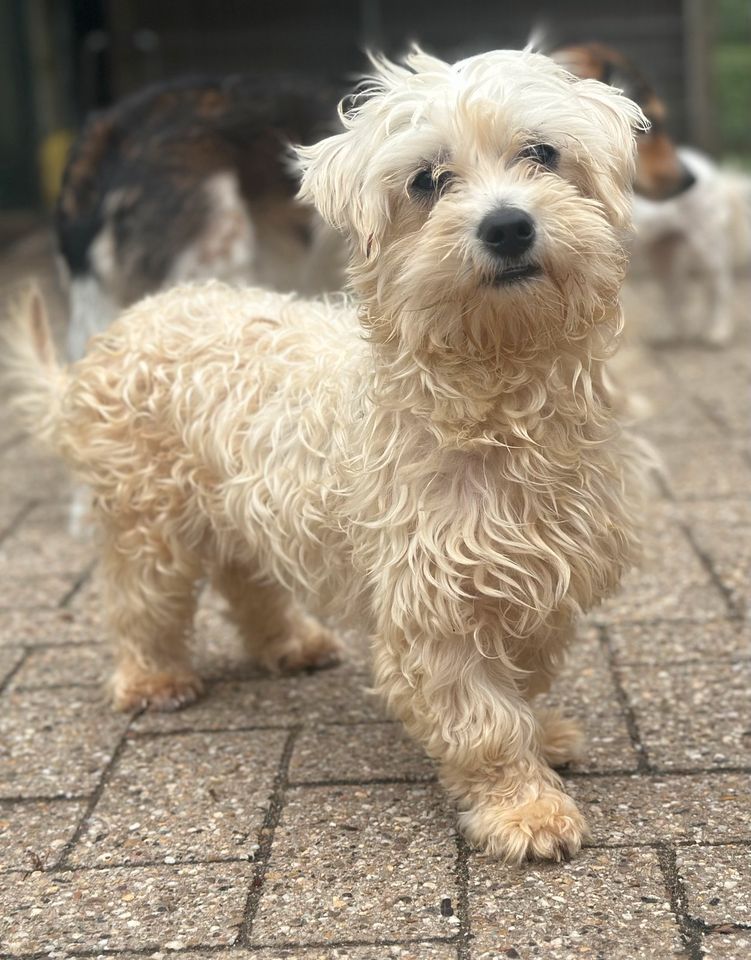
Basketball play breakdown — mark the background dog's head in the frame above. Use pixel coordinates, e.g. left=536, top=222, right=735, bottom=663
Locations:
left=551, top=43, right=696, bottom=202
left=297, top=47, right=647, bottom=353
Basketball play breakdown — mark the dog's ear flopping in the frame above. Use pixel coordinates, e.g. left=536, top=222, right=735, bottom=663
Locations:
left=295, top=124, right=389, bottom=259
left=573, top=78, right=649, bottom=228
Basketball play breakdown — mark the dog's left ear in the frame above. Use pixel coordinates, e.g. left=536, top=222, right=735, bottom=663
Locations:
left=574, top=79, right=649, bottom=228
left=296, top=127, right=388, bottom=258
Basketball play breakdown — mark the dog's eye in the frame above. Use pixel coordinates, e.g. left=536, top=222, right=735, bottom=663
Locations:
left=410, top=168, right=453, bottom=197
left=519, top=144, right=559, bottom=169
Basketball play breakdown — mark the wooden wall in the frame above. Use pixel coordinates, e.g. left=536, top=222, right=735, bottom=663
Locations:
left=101, top=0, right=711, bottom=145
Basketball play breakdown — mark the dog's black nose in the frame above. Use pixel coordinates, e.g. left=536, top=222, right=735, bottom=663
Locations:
left=477, top=207, right=536, bottom=258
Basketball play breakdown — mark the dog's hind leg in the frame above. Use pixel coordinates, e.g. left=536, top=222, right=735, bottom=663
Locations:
left=101, top=524, right=205, bottom=712
left=210, top=561, right=342, bottom=672
left=513, top=623, right=585, bottom=768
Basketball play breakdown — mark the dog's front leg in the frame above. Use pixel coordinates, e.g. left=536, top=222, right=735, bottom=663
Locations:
left=372, top=624, right=587, bottom=862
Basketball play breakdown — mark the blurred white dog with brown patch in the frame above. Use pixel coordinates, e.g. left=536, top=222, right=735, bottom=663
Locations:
left=631, top=146, right=749, bottom=346
left=4, top=48, right=646, bottom=863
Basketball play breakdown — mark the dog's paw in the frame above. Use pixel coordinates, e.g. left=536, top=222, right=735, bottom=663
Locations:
left=536, top=706, right=585, bottom=768
left=262, top=617, right=343, bottom=673
left=461, top=787, right=587, bottom=863
left=111, top=669, right=204, bottom=713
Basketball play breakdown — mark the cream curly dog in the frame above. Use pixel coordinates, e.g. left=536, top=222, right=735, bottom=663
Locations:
left=4, top=48, right=646, bottom=863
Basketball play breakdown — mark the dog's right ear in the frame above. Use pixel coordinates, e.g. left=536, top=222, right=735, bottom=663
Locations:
left=296, top=130, right=357, bottom=233
left=295, top=104, right=392, bottom=259
left=296, top=127, right=388, bottom=259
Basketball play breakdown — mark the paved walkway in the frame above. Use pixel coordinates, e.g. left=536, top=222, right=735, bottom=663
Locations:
left=0, top=234, right=749, bottom=959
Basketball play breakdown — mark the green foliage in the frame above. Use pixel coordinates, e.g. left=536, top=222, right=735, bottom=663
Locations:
left=716, top=0, right=751, bottom=43
left=715, top=2, right=751, bottom=159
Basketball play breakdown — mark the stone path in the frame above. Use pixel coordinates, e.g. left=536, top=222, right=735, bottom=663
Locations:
left=0, top=234, right=749, bottom=959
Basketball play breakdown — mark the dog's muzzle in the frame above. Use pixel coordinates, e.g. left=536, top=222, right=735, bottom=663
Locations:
left=477, top=207, right=536, bottom=259
left=477, top=207, right=541, bottom=286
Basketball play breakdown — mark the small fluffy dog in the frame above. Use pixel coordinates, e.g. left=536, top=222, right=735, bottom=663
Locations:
left=57, top=73, right=344, bottom=361
left=5, top=48, right=645, bottom=862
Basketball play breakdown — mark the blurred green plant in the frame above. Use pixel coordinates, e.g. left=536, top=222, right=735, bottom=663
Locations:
left=714, top=0, right=751, bottom=161
left=716, top=0, right=751, bottom=43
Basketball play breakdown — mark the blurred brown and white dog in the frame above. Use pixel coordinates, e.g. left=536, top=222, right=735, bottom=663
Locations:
left=630, top=146, right=749, bottom=345
left=551, top=42, right=693, bottom=202
left=553, top=42, right=747, bottom=346
left=57, top=73, right=345, bottom=361
left=5, top=48, right=646, bottom=862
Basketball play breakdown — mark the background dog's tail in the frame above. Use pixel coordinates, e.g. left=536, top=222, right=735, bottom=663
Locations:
left=0, top=286, right=67, bottom=447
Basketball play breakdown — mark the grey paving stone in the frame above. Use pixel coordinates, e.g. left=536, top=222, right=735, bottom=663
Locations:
left=568, top=773, right=751, bottom=846
left=278, top=948, right=456, bottom=960
left=536, top=630, right=640, bottom=774
left=118, top=947, right=457, bottom=960
left=0, top=645, right=24, bottom=687
left=252, top=783, right=457, bottom=945
left=0, top=573, right=78, bottom=609
left=680, top=500, right=751, bottom=528
left=131, top=670, right=383, bottom=734
left=289, top=723, right=436, bottom=784
left=335, top=628, right=372, bottom=672
left=0, top=447, right=71, bottom=502
left=1, top=605, right=360, bottom=690
left=0, top=422, right=23, bottom=451
left=0, top=861, right=253, bottom=952
left=619, top=358, right=718, bottom=442
left=193, top=609, right=368, bottom=683
left=677, top=845, right=751, bottom=926
left=70, top=729, right=288, bottom=866
left=0, top=687, right=129, bottom=798
left=0, top=798, right=84, bottom=870
left=620, top=660, right=751, bottom=770
left=607, top=620, right=751, bottom=666
left=0, top=497, right=29, bottom=540
left=68, top=569, right=102, bottom=613
left=701, top=932, right=751, bottom=959
left=628, top=366, right=717, bottom=440
left=0, top=605, right=102, bottom=648
left=661, top=338, right=750, bottom=380
left=659, top=442, right=751, bottom=501
left=9, top=642, right=107, bottom=689
left=664, top=353, right=749, bottom=434
left=690, top=522, right=751, bottom=618
left=596, top=514, right=729, bottom=622
left=639, top=402, right=719, bottom=444
left=0, top=519, right=95, bottom=577
left=16, top=500, right=80, bottom=531
left=469, top=848, right=683, bottom=959
left=193, top=606, right=265, bottom=682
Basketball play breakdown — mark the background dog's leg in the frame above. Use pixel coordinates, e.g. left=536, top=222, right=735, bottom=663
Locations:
left=699, top=246, right=734, bottom=345
left=101, top=526, right=204, bottom=712
left=648, top=235, right=685, bottom=344
left=372, top=629, right=587, bottom=863
left=210, top=561, right=342, bottom=672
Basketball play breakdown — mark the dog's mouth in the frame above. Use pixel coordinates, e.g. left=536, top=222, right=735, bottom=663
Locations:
left=489, top=263, right=542, bottom=286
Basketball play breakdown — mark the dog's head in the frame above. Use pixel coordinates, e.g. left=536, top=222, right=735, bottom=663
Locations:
left=297, top=48, right=646, bottom=352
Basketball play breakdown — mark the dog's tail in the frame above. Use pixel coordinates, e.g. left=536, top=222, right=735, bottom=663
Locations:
left=0, top=286, right=68, bottom=448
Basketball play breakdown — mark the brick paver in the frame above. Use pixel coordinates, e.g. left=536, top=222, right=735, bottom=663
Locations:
left=0, top=234, right=748, bottom=957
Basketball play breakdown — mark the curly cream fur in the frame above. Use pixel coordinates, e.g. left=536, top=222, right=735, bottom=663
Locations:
left=2, top=47, right=646, bottom=862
